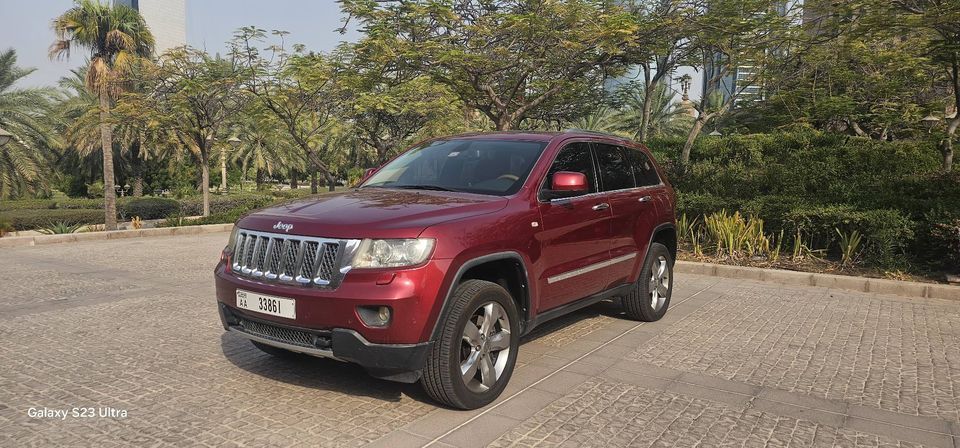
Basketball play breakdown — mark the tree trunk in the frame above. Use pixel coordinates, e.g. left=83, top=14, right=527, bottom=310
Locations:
left=99, top=91, right=118, bottom=231
left=290, top=170, right=298, bottom=189
left=639, top=66, right=654, bottom=142
left=326, top=171, right=336, bottom=192
left=310, top=171, right=318, bottom=194
left=944, top=118, right=958, bottom=173
left=131, top=141, right=144, bottom=197
left=201, top=152, right=210, bottom=217
left=640, top=90, right=654, bottom=143
left=495, top=116, right=512, bottom=131
left=681, top=116, right=707, bottom=165
left=220, top=146, right=228, bottom=192
left=255, top=167, right=265, bottom=190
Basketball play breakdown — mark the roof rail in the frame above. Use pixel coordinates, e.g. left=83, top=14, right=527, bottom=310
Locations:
left=562, top=128, right=630, bottom=139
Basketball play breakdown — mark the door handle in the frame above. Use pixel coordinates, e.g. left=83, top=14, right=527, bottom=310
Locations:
left=638, top=196, right=652, bottom=203
left=592, top=203, right=610, bottom=211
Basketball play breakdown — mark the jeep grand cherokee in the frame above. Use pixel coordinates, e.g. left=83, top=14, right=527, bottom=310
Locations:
left=215, top=130, right=677, bottom=409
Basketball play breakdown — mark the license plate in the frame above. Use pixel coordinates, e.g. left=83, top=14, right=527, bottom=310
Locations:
left=236, top=289, right=296, bottom=319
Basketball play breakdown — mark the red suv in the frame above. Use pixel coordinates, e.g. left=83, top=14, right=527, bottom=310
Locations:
left=215, top=130, right=676, bottom=409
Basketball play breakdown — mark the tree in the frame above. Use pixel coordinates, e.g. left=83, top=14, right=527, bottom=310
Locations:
left=231, top=101, right=298, bottom=190
left=614, top=81, right=693, bottom=139
left=51, top=0, right=154, bottom=229
left=679, top=0, right=799, bottom=164
left=888, top=0, right=960, bottom=171
left=622, top=0, right=695, bottom=142
left=336, top=38, right=463, bottom=164
left=0, top=49, right=59, bottom=199
left=133, top=47, right=245, bottom=216
left=232, top=27, right=340, bottom=193
left=340, top=0, right=637, bottom=131
left=60, top=65, right=172, bottom=197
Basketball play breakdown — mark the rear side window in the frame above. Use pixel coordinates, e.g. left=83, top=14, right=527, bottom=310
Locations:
left=594, top=143, right=634, bottom=191
left=625, top=147, right=661, bottom=187
left=542, top=142, right=597, bottom=198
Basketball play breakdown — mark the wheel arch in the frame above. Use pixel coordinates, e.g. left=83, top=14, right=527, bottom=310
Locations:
left=649, top=223, right=677, bottom=263
left=428, top=251, right=532, bottom=341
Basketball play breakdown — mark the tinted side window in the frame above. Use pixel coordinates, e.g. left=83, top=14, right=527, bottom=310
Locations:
left=625, top=147, right=661, bottom=187
left=594, top=143, right=635, bottom=191
left=542, top=142, right=597, bottom=197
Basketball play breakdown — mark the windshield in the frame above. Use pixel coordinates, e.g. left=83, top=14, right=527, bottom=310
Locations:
left=362, top=139, right=547, bottom=196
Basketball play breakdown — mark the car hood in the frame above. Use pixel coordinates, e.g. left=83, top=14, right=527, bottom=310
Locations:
left=237, top=188, right=509, bottom=239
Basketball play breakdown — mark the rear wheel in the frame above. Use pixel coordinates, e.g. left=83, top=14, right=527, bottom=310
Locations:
left=623, top=243, right=673, bottom=322
left=421, top=279, right=519, bottom=409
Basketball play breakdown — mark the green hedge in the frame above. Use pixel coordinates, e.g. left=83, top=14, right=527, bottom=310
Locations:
left=119, top=197, right=180, bottom=220
left=176, top=194, right=276, bottom=216
left=783, top=206, right=914, bottom=268
left=0, top=209, right=105, bottom=231
left=0, top=198, right=102, bottom=211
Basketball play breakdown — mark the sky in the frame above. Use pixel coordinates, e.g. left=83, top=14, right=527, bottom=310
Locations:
left=0, top=0, right=358, bottom=88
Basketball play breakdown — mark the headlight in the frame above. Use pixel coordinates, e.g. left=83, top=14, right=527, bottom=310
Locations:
left=225, top=226, right=239, bottom=253
left=353, top=238, right=435, bottom=269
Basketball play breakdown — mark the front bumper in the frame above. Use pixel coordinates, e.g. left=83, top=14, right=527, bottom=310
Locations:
left=219, top=303, right=432, bottom=382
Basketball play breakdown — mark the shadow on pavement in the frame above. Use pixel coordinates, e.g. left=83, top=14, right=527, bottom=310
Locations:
left=218, top=300, right=625, bottom=406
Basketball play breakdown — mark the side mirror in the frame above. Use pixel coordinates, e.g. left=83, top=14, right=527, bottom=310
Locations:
left=359, top=167, right=378, bottom=184
left=544, top=171, right=588, bottom=200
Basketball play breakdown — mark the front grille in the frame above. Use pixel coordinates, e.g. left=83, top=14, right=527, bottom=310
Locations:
left=238, top=318, right=331, bottom=350
left=231, top=229, right=352, bottom=288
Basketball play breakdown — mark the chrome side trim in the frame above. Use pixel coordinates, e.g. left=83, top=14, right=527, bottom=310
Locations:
left=546, top=252, right=637, bottom=284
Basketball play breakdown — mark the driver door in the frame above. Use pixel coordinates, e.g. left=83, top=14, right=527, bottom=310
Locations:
left=535, top=142, right=616, bottom=311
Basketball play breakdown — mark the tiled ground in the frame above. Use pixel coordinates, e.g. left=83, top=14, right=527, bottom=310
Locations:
left=1, top=233, right=958, bottom=447
left=628, top=283, right=960, bottom=421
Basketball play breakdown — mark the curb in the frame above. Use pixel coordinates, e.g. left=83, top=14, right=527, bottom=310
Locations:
left=0, top=223, right=234, bottom=249
left=676, top=261, right=960, bottom=301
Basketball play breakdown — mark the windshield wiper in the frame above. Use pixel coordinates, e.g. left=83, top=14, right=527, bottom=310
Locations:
left=393, top=184, right=461, bottom=192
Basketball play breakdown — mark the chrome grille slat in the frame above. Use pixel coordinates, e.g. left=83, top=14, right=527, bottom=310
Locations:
left=231, top=229, right=355, bottom=289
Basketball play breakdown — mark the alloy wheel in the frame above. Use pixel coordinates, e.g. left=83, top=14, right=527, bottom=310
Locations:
left=459, top=302, right=512, bottom=393
left=648, top=255, right=670, bottom=311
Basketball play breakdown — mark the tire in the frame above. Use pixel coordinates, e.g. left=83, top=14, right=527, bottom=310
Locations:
left=623, top=243, right=673, bottom=322
left=421, top=279, right=520, bottom=409
left=250, top=340, right=300, bottom=358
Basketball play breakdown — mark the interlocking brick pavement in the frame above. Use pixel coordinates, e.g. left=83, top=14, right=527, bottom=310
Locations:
left=1, top=233, right=958, bottom=447
left=627, top=283, right=960, bottom=422
left=488, top=379, right=928, bottom=448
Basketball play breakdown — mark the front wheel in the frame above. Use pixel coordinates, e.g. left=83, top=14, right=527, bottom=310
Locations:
left=623, top=243, right=673, bottom=322
left=421, top=279, right=520, bottom=409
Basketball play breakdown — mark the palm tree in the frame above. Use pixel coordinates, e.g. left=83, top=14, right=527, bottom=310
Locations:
left=51, top=0, right=154, bottom=229
left=60, top=66, right=173, bottom=197
left=567, top=106, right=622, bottom=134
left=232, top=104, right=298, bottom=190
left=0, top=49, right=58, bottom=199
left=615, top=83, right=693, bottom=140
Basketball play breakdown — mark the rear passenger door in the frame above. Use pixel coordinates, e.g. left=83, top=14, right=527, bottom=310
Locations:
left=594, top=143, right=661, bottom=284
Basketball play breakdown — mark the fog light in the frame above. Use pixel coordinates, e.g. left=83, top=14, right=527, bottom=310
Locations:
left=358, top=305, right=391, bottom=327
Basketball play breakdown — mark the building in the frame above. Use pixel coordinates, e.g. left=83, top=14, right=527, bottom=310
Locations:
left=114, top=0, right=187, bottom=55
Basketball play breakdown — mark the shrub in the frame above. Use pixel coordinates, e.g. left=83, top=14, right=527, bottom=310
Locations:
left=0, top=209, right=104, bottom=231
left=931, top=220, right=960, bottom=273
left=177, top=194, right=275, bottom=216
left=120, top=197, right=180, bottom=220
left=783, top=205, right=914, bottom=268
left=676, top=192, right=733, bottom=219
left=38, top=222, right=84, bottom=235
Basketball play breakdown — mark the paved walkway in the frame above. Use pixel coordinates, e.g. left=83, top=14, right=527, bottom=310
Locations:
left=0, top=234, right=958, bottom=447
